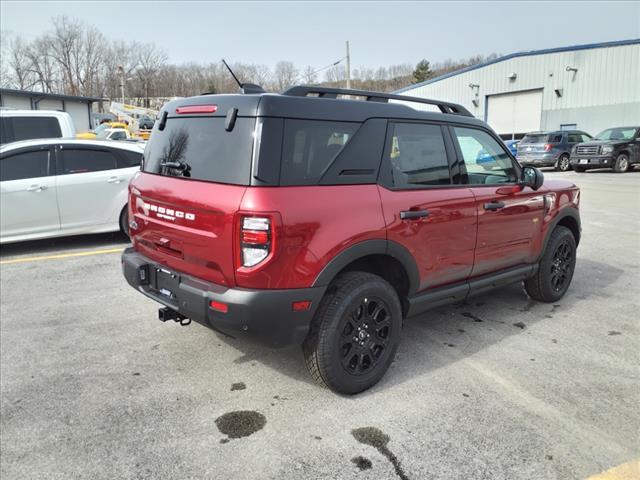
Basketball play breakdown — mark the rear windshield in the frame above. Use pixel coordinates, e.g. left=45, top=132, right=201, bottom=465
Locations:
left=142, top=117, right=255, bottom=185
left=521, top=134, right=550, bottom=144
left=1, top=116, right=62, bottom=145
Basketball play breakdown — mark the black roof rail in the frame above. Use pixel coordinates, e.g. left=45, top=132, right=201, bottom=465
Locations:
left=283, top=86, right=474, bottom=117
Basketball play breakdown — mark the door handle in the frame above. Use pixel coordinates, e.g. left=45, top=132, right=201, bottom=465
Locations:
left=26, top=185, right=47, bottom=192
left=400, top=209, right=430, bottom=220
left=107, top=176, right=122, bottom=184
left=484, top=201, right=506, bottom=211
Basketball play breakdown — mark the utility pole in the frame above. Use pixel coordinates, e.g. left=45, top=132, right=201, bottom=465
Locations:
left=345, top=41, right=351, bottom=89
left=118, top=65, right=125, bottom=104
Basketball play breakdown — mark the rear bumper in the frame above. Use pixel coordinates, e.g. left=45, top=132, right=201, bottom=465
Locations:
left=570, top=155, right=614, bottom=169
left=121, top=248, right=326, bottom=347
left=517, top=153, right=558, bottom=167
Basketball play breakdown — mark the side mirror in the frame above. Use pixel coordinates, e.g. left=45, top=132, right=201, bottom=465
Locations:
left=522, top=166, right=544, bottom=190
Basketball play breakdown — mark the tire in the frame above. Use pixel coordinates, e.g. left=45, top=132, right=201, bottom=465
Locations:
left=525, top=226, right=576, bottom=302
left=613, top=153, right=629, bottom=173
left=303, top=271, right=402, bottom=394
left=119, top=206, right=130, bottom=239
left=573, top=165, right=586, bottom=173
left=556, top=154, right=571, bottom=172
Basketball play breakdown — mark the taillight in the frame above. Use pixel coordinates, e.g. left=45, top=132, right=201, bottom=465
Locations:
left=544, top=143, right=552, bottom=152
left=240, top=216, right=272, bottom=267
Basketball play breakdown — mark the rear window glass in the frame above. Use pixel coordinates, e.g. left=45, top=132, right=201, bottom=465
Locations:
left=521, top=134, right=549, bottom=144
left=143, top=117, right=255, bottom=185
left=280, top=120, right=360, bottom=185
left=0, top=117, right=62, bottom=144
left=1, top=149, right=49, bottom=181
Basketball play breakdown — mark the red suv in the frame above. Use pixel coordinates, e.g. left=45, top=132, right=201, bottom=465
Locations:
left=122, top=86, right=581, bottom=394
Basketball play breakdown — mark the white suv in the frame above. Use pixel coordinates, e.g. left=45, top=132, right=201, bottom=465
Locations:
left=0, top=139, right=143, bottom=244
left=0, top=110, right=76, bottom=145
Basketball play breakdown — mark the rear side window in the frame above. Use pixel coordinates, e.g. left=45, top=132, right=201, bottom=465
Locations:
left=0, top=149, right=49, bottom=181
left=60, top=149, right=117, bottom=174
left=280, top=120, right=360, bottom=185
left=143, top=117, right=255, bottom=185
left=0, top=117, right=62, bottom=144
left=387, top=123, right=450, bottom=187
left=117, top=149, right=143, bottom=168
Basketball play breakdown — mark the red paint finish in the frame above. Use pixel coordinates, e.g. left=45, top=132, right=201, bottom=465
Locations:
left=129, top=173, right=246, bottom=287
left=469, top=185, right=545, bottom=277
left=236, top=184, right=386, bottom=289
left=378, top=185, right=477, bottom=291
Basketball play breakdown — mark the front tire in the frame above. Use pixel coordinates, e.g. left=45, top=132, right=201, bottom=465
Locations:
left=303, top=272, right=402, bottom=394
left=613, top=154, right=629, bottom=173
left=525, top=226, right=576, bottom=302
left=556, top=154, right=571, bottom=172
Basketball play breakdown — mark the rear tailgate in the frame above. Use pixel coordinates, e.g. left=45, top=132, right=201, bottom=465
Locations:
left=129, top=98, right=258, bottom=287
left=130, top=174, right=246, bottom=287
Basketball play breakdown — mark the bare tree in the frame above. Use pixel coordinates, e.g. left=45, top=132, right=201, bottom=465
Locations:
left=25, top=36, right=60, bottom=93
left=7, top=36, right=36, bottom=90
left=302, top=65, right=317, bottom=85
left=274, top=61, right=298, bottom=92
left=136, top=43, right=167, bottom=105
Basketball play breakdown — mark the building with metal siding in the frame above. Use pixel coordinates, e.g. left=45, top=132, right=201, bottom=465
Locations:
left=394, top=39, right=640, bottom=139
left=0, top=89, right=104, bottom=132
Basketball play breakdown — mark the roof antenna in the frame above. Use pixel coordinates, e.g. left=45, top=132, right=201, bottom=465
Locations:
left=221, top=59, right=266, bottom=95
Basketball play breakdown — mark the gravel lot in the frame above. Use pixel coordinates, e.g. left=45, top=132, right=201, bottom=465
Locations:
left=1, top=170, right=639, bottom=480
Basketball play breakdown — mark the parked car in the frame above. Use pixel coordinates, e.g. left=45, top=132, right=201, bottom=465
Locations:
left=0, top=110, right=76, bottom=145
left=77, top=121, right=130, bottom=139
left=517, top=130, right=592, bottom=171
left=121, top=86, right=581, bottom=394
left=0, top=139, right=143, bottom=244
left=96, top=127, right=132, bottom=141
left=570, top=126, right=640, bottom=173
left=504, top=139, right=519, bottom=156
left=138, top=116, right=155, bottom=130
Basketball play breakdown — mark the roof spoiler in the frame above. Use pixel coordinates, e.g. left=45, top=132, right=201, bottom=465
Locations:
left=283, top=86, right=473, bottom=117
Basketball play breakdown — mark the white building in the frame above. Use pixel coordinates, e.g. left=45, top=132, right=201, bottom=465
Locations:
left=395, top=39, right=640, bottom=139
left=0, top=88, right=104, bottom=132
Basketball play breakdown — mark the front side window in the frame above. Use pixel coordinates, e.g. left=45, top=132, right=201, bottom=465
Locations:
left=280, top=120, right=360, bottom=185
left=453, top=127, right=517, bottom=185
left=0, top=149, right=49, bottom=181
left=60, top=149, right=117, bottom=174
left=386, top=123, right=450, bottom=188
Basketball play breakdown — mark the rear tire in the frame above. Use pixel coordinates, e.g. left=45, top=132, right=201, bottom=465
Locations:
left=303, top=271, right=402, bottom=394
left=119, top=206, right=130, bottom=239
left=525, top=226, right=576, bottom=302
left=613, top=154, right=629, bottom=173
left=556, top=154, right=571, bottom=172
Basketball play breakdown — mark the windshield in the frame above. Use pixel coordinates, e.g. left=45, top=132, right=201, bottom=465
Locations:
left=94, top=124, right=109, bottom=134
left=595, top=128, right=637, bottom=141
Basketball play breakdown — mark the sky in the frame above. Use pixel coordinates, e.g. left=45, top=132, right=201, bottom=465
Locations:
left=1, top=1, right=639, bottom=71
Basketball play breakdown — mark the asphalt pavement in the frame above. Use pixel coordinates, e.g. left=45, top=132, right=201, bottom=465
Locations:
left=1, top=169, right=639, bottom=480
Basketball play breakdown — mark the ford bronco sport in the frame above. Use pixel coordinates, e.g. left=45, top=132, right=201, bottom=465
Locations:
left=122, top=86, right=581, bottom=394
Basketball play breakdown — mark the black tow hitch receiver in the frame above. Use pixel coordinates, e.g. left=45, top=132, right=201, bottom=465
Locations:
left=158, top=307, right=191, bottom=326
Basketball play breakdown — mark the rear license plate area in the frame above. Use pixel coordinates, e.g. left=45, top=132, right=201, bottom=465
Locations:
left=154, top=267, right=180, bottom=299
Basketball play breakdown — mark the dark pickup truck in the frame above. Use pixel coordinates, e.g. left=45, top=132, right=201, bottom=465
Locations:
left=570, top=126, right=640, bottom=173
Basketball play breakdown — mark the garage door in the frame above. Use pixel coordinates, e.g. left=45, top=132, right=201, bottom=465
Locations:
left=486, top=89, right=543, bottom=139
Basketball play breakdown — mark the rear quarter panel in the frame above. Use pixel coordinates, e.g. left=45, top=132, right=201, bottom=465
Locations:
left=237, top=185, right=385, bottom=289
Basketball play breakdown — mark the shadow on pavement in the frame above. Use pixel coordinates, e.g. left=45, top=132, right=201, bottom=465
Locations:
left=210, top=257, right=625, bottom=393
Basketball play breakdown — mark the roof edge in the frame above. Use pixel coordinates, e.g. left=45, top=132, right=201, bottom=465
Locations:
left=0, top=88, right=105, bottom=102
left=394, top=38, right=640, bottom=93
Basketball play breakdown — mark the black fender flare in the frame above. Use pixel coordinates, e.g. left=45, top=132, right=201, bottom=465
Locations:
left=312, top=239, right=420, bottom=295
left=538, top=207, right=581, bottom=261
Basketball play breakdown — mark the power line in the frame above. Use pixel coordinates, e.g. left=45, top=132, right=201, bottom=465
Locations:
left=296, top=56, right=347, bottom=83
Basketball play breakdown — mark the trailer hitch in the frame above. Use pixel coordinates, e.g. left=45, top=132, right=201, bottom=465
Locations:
left=158, top=307, right=191, bottom=326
